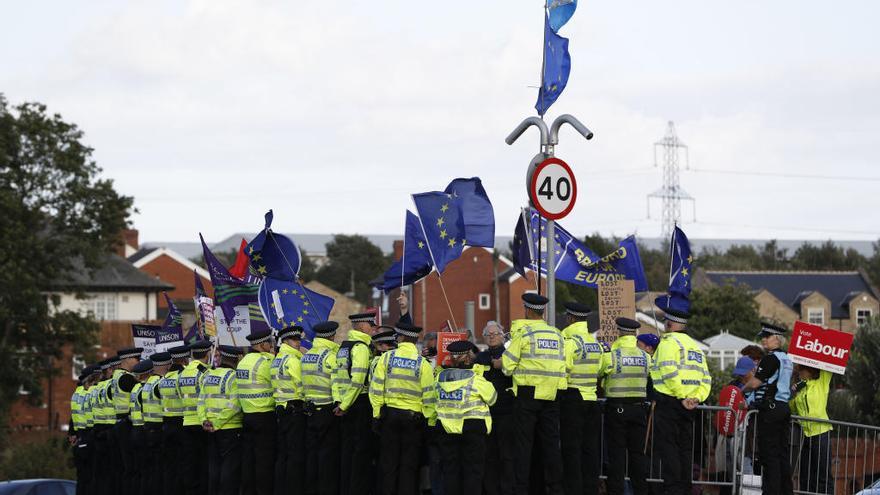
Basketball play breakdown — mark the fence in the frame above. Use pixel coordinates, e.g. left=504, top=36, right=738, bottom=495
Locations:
left=592, top=403, right=880, bottom=494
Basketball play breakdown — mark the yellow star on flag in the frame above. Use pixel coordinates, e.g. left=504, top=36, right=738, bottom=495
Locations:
left=440, top=203, right=449, bottom=213
left=257, top=265, right=267, bottom=275
left=252, top=253, right=262, bottom=262
left=448, top=238, right=457, bottom=247
left=682, top=267, right=689, bottom=277
left=282, top=288, right=289, bottom=294
left=292, top=289, right=298, bottom=295
left=436, top=218, right=445, bottom=227
left=302, top=309, right=309, bottom=315
left=417, top=241, right=425, bottom=249
left=439, top=230, right=448, bottom=239
left=687, top=255, right=693, bottom=264
left=297, top=316, right=304, bottom=322
left=300, top=295, right=306, bottom=300
left=304, top=302, right=310, bottom=307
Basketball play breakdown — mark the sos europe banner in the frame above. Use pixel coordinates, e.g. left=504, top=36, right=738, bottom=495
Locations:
left=788, top=321, right=855, bottom=375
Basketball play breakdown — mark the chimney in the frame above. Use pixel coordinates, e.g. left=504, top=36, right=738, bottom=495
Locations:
left=116, top=228, right=140, bottom=257
left=392, top=240, right=404, bottom=261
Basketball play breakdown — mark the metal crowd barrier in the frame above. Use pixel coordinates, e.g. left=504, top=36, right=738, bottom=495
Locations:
left=736, top=410, right=880, bottom=495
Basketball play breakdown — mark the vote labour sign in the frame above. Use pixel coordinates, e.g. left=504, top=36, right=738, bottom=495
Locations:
left=788, top=321, right=854, bottom=375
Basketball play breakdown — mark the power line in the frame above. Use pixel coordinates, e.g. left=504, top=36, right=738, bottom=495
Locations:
left=688, top=168, right=880, bottom=182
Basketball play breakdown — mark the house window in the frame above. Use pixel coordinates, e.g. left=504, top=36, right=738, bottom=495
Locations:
left=807, top=308, right=824, bottom=326
left=85, top=294, right=117, bottom=321
left=857, top=309, right=873, bottom=327
left=479, top=294, right=491, bottom=310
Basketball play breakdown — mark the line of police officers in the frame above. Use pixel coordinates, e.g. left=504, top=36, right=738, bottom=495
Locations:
left=70, top=291, right=717, bottom=495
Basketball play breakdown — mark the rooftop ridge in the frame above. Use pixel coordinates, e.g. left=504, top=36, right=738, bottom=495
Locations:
left=705, top=270, right=861, bottom=275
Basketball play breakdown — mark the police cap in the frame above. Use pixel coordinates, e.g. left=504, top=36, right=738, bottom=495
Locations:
left=615, top=317, right=641, bottom=334
left=348, top=312, right=376, bottom=324
left=372, top=329, right=397, bottom=345
left=117, top=347, right=144, bottom=360
left=246, top=328, right=273, bottom=346
left=219, top=345, right=245, bottom=359
left=394, top=323, right=422, bottom=339
left=313, top=321, right=339, bottom=338
left=277, top=325, right=304, bottom=342
left=190, top=340, right=213, bottom=355
left=563, top=301, right=592, bottom=318
left=522, top=293, right=549, bottom=311
left=132, top=359, right=154, bottom=375
left=447, top=340, right=478, bottom=356
left=757, top=321, right=787, bottom=338
left=150, top=352, right=172, bottom=366
left=169, top=345, right=190, bottom=359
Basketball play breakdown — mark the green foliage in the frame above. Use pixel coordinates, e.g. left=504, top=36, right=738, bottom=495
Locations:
left=704, top=359, right=730, bottom=406
left=689, top=284, right=761, bottom=341
left=843, top=317, right=880, bottom=425
left=0, top=434, right=75, bottom=480
left=315, top=234, right=388, bottom=304
left=0, top=95, right=133, bottom=443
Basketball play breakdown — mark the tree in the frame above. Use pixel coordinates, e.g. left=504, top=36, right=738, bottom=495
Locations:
left=0, top=95, right=133, bottom=441
left=315, top=234, right=388, bottom=304
left=843, top=317, right=880, bottom=425
left=688, top=284, right=761, bottom=341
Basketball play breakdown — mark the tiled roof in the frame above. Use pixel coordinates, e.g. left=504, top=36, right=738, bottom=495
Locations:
left=705, top=271, right=876, bottom=320
left=50, top=254, right=174, bottom=292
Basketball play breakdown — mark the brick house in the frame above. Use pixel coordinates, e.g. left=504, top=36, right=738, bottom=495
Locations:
left=697, top=270, right=880, bottom=332
left=128, top=246, right=213, bottom=314
left=14, top=254, right=172, bottom=432
left=380, top=242, right=541, bottom=343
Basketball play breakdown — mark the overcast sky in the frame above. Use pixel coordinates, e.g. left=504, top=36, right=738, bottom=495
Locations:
left=2, top=0, right=878, bottom=244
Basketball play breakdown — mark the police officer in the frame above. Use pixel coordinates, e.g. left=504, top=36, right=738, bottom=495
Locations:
left=239, top=328, right=277, bottom=495
left=370, top=328, right=398, bottom=375
left=742, top=322, right=794, bottom=495
left=128, top=358, right=154, bottom=495
left=70, top=365, right=100, bottom=495
left=271, top=325, right=306, bottom=495
left=199, top=345, right=246, bottom=495
left=160, top=345, right=190, bottom=494
left=474, top=321, right=515, bottom=495
left=369, top=322, right=435, bottom=495
left=141, top=351, right=170, bottom=495
left=110, top=347, right=143, bottom=492
left=501, top=293, right=567, bottom=495
left=650, top=299, right=711, bottom=495
left=91, top=357, right=118, bottom=495
left=560, top=302, right=603, bottom=495
left=432, top=340, right=497, bottom=495
left=302, top=321, right=341, bottom=495
left=600, top=318, right=651, bottom=495
left=180, top=340, right=212, bottom=494
left=335, top=312, right=378, bottom=495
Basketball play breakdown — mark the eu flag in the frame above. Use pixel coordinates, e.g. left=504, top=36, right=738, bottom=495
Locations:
left=258, top=278, right=335, bottom=347
left=547, top=0, right=577, bottom=33
left=412, top=192, right=466, bottom=273
left=667, top=226, right=693, bottom=297
left=444, top=178, right=495, bottom=248
left=245, top=210, right=302, bottom=281
left=535, top=13, right=571, bottom=116
left=512, top=209, right=535, bottom=278
left=378, top=211, right=434, bottom=291
left=201, top=233, right=260, bottom=325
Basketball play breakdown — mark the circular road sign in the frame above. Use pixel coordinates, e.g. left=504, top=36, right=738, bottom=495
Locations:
left=529, top=157, right=577, bottom=220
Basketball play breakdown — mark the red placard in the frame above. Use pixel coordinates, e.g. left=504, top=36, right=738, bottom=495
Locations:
left=436, top=331, right=467, bottom=368
left=788, top=321, right=854, bottom=375
left=714, top=385, right=746, bottom=436
left=529, top=157, right=578, bottom=220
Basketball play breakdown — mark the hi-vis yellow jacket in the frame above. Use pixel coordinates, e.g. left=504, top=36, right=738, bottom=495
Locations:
left=562, top=321, right=603, bottom=401
left=369, top=342, right=435, bottom=418
left=429, top=365, right=497, bottom=434
left=502, top=319, right=568, bottom=400
left=650, top=331, right=711, bottom=402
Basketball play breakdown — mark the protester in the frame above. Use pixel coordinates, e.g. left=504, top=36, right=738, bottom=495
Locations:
left=475, top=321, right=515, bottom=495
left=790, top=364, right=833, bottom=495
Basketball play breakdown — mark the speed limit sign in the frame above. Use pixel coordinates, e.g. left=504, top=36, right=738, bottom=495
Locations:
left=529, top=157, right=577, bottom=220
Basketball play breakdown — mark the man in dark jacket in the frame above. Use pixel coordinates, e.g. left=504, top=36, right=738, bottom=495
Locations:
left=475, top=321, right=515, bottom=495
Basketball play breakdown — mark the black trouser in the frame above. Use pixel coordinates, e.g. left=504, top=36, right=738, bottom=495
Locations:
left=111, top=417, right=132, bottom=492
left=653, top=395, right=695, bottom=495
left=143, top=423, right=163, bottom=495
left=604, top=400, right=649, bottom=495
left=304, top=405, right=340, bottom=495
left=378, top=407, right=424, bottom=495
left=341, top=395, right=374, bottom=495
left=242, top=411, right=277, bottom=495
left=275, top=405, right=307, bottom=495
left=182, top=424, right=209, bottom=495
left=757, top=402, right=793, bottom=495
left=91, top=424, right=112, bottom=495
left=560, top=390, right=601, bottom=495
left=73, top=429, right=93, bottom=495
left=129, top=426, right=145, bottom=495
left=438, top=419, right=487, bottom=495
left=208, top=428, right=243, bottom=495
left=512, top=387, right=563, bottom=495
left=162, top=417, right=186, bottom=494
left=799, top=431, right=831, bottom=494
left=483, top=412, right=516, bottom=495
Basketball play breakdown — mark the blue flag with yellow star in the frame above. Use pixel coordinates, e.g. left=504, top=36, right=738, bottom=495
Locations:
left=201, top=233, right=260, bottom=325
left=377, top=210, right=434, bottom=291
left=547, top=0, right=577, bottom=33
left=515, top=208, right=648, bottom=291
left=535, top=13, right=571, bottom=116
left=258, top=278, right=334, bottom=347
left=245, top=210, right=301, bottom=281
left=667, top=226, right=693, bottom=298
left=444, top=178, right=495, bottom=248
left=412, top=191, right=466, bottom=273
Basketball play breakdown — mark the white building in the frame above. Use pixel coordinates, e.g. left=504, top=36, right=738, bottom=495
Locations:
left=703, top=331, right=757, bottom=371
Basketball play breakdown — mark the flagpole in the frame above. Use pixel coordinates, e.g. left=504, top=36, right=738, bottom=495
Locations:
left=401, top=218, right=407, bottom=290
left=411, top=197, right=460, bottom=331
left=521, top=207, right=540, bottom=292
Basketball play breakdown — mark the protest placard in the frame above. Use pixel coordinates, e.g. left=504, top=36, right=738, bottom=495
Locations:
left=789, top=320, right=854, bottom=374
left=132, top=324, right=160, bottom=358
left=215, top=305, right=249, bottom=347
left=598, top=279, right=636, bottom=343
